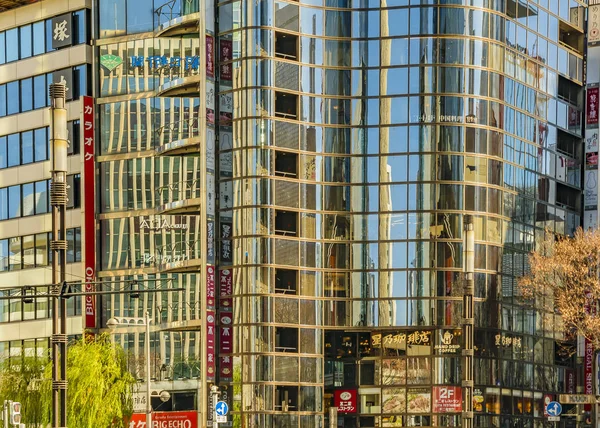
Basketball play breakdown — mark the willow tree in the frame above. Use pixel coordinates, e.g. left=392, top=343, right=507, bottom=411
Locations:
left=520, top=227, right=600, bottom=349
left=1, top=333, right=135, bottom=427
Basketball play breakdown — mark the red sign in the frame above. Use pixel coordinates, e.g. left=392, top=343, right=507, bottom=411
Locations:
left=543, top=394, right=553, bottom=417
left=128, top=411, right=197, bottom=428
left=432, top=386, right=462, bottom=413
left=206, top=36, right=214, bottom=78
left=587, top=87, right=599, bottom=125
left=334, top=389, right=357, bottom=413
left=82, top=96, right=96, bottom=330
left=220, top=40, right=232, bottom=80
left=207, top=266, right=215, bottom=308
left=206, top=310, right=215, bottom=380
left=219, top=269, right=232, bottom=309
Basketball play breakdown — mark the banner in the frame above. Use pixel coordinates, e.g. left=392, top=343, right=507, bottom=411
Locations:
left=129, top=411, right=197, bottom=428
left=432, top=386, right=462, bottom=413
left=587, top=87, right=599, bottom=125
left=206, top=310, right=215, bottom=381
left=334, top=389, right=357, bottom=414
left=82, top=96, right=96, bottom=330
left=589, top=5, right=600, bottom=46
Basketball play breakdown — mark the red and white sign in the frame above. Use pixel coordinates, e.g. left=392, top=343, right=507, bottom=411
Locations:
left=206, top=310, right=215, bottom=381
left=82, top=96, right=96, bottom=330
left=334, top=389, right=357, bottom=414
left=587, top=87, right=599, bottom=125
left=206, top=35, right=214, bottom=78
left=543, top=394, right=553, bottom=417
left=128, top=411, right=197, bottom=428
left=207, top=266, right=215, bottom=308
left=432, top=386, right=462, bottom=413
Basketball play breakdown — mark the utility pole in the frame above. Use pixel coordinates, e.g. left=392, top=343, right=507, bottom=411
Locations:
left=462, top=215, right=475, bottom=428
left=49, top=82, right=68, bottom=428
left=145, top=311, right=152, bottom=428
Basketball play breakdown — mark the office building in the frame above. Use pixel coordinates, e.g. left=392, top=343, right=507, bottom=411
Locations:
left=0, top=0, right=590, bottom=427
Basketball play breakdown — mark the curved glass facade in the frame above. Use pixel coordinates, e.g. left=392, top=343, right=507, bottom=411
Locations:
left=218, top=0, right=585, bottom=426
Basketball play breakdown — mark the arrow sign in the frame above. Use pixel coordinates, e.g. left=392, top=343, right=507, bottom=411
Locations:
left=546, top=401, right=562, bottom=417
left=215, top=401, right=229, bottom=416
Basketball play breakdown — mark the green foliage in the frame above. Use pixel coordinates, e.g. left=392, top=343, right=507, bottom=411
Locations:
left=0, top=333, right=135, bottom=428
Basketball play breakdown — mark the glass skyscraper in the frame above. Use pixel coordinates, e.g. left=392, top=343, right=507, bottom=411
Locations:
left=0, top=0, right=588, bottom=426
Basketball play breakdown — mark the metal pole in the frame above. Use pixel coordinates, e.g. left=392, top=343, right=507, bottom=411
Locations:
left=3, top=400, right=8, bottom=428
left=50, top=82, right=68, bottom=428
left=462, top=215, right=475, bottom=428
left=145, top=311, right=152, bottom=428
left=211, top=386, right=220, bottom=428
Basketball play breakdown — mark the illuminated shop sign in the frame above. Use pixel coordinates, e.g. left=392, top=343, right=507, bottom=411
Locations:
left=129, top=55, right=200, bottom=70
left=371, top=331, right=432, bottom=348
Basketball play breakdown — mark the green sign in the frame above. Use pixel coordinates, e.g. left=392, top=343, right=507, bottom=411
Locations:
left=100, top=54, right=123, bottom=72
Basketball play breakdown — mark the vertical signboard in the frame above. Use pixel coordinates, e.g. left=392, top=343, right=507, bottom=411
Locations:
left=82, top=96, right=96, bottom=329
left=590, top=5, right=600, bottom=47
left=432, top=386, right=462, bottom=413
left=219, top=268, right=233, bottom=380
left=587, top=86, right=599, bottom=126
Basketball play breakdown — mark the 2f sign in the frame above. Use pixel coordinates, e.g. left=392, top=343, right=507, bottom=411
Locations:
left=438, top=387, right=455, bottom=400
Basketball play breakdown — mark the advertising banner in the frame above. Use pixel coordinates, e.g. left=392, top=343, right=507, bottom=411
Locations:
left=82, top=96, right=96, bottom=330
left=590, top=5, right=600, bottom=46
left=432, top=386, right=462, bottom=413
left=334, top=389, right=358, bottom=414
left=206, top=35, right=215, bottom=77
left=128, top=411, right=197, bottom=428
left=220, top=40, right=233, bottom=80
left=206, top=310, right=215, bottom=381
left=587, top=87, right=599, bottom=125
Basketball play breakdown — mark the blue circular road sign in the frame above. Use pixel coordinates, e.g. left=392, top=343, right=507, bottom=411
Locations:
left=546, top=401, right=562, bottom=417
left=215, top=401, right=229, bottom=416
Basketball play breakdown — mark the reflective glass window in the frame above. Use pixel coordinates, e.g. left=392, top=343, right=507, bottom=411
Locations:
left=0, top=188, right=6, bottom=220
left=325, top=11, right=350, bottom=38
left=8, top=185, right=20, bottom=218
left=32, top=21, right=45, bottom=55
left=73, top=10, right=88, bottom=44
left=34, top=128, right=47, bottom=162
left=33, top=75, right=46, bottom=110
left=45, top=19, right=54, bottom=53
left=0, top=136, right=6, bottom=169
left=6, top=82, right=20, bottom=115
left=5, top=28, right=18, bottom=62
left=35, top=180, right=48, bottom=214
left=0, top=85, right=5, bottom=117
left=9, top=236, right=21, bottom=271
left=22, top=183, right=34, bottom=216
left=99, top=0, right=126, bottom=37
left=7, top=134, right=20, bottom=167
left=74, top=65, right=88, bottom=98
left=0, top=32, right=5, bottom=64
left=20, top=24, right=32, bottom=59
left=126, top=0, right=154, bottom=34
left=21, top=131, right=33, bottom=165
left=21, top=78, right=33, bottom=112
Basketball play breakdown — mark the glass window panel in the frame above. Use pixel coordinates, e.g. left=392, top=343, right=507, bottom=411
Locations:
left=20, top=78, right=33, bottom=112
left=0, top=32, right=5, bottom=64
left=45, top=19, right=54, bottom=53
left=0, top=239, right=7, bottom=271
left=66, top=228, right=75, bottom=263
left=8, top=185, right=20, bottom=218
left=0, top=85, right=5, bottom=116
left=34, top=75, right=47, bottom=109
left=7, top=133, right=20, bottom=167
left=73, top=10, right=87, bottom=44
left=34, top=127, right=47, bottom=162
left=9, top=236, right=21, bottom=271
left=5, top=28, right=18, bottom=62
left=20, top=24, right=32, bottom=59
left=75, top=228, right=81, bottom=261
left=35, top=180, right=48, bottom=214
left=22, top=235, right=35, bottom=270
left=0, top=188, right=6, bottom=220
left=32, top=21, right=45, bottom=55
left=99, top=0, right=126, bottom=37
left=21, top=130, right=33, bottom=164
left=6, top=81, right=20, bottom=115
left=0, top=136, right=6, bottom=168
left=22, top=183, right=34, bottom=216
left=126, top=0, right=154, bottom=34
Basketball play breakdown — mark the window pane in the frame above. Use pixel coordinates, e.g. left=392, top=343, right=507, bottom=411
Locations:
left=9, top=236, right=21, bottom=271
left=34, top=127, right=47, bottom=161
left=7, top=133, right=20, bottom=167
left=7, top=82, right=20, bottom=115
left=74, top=65, right=87, bottom=98
left=35, top=180, right=48, bottom=214
left=22, top=183, right=34, bottom=216
left=75, top=227, right=81, bottom=261
left=20, top=78, right=33, bottom=112
left=73, top=10, right=87, bottom=44
left=45, top=19, right=54, bottom=53
left=0, top=136, right=6, bottom=168
left=0, top=239, right=8, bottom=271
left=33, top=21, right=45, bottom=55
left=35, top=233, right=48, bottom=266
left=0, top=85, right=6, bottom=116
left=99, top=0, right=126, bottom=38
left=22, top=235, right=34, bottom=269
left=0, top=32, right=5, bottom=64
left=8, top=185, right=20, bottom=218
left=21, top=131, right=33, bottom=164
left=20, top=24, right=32, bottom=59
left=5, top=28, right=18, bottom=62
left=126, top=0, right=154, bottom=33
left=0, top=188, right=7, bottom=220
left=66, top=228, right=75, bottom=263
left=33, top=75, right=46, bottom=109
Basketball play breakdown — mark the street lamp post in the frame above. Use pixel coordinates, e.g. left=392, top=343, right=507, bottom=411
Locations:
left=107, top=312, right=152, bottom=428
left=462, top=215, right=475, bottom=428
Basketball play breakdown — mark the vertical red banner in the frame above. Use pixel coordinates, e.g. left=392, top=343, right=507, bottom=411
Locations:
left=220, top=40, right=233, bottom=81
left=207, top=266, right=215, bottom=308
left=587, top=87, right=599, bottom=125
left=219, top=268, right=233, bottom=380
left=206, top=310, right=216, bottom=381
left=206, top=35, right=215, bottom=78
left=82, top=96, right=96, bottom=330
